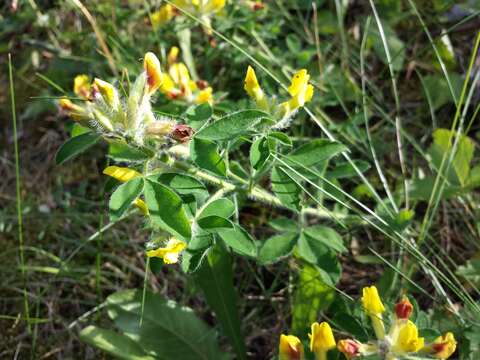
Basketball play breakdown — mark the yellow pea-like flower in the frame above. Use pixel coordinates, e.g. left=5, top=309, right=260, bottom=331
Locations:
left=94, top=78, right=119, bottom=109
left=279, top=334, right=304, bottom=360
left=429, top=332, right=456, bottom=359
left=195, top=86, right=213, bottom=104
left=362, top=286, right=385, bottom=315
left=168, top=46, right=180, bottom=65
left=74, top=74, right=91, bottom=98
left=150, top=4, right=176, bottom=28
left=244, top=66, right=269, bottom=110
left=103, top=166, right=141, bottom=183
left=393, top=320, right=424, bottom=354
left=133, top=198, right=149, bottom=215
left=144, top=52, right=163, bottom=95
left=309, top=322, right=335, bottom=360
left=361, top=286, right=386, bottom=340
left=204, top=0, right=226, bottom=13
left=59, top=97, right=87, bottom=120
left=146, top=238, right=187, bottom=264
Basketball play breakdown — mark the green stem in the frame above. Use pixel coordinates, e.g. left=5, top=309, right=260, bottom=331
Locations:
left=9, top=54, right=31, bottom=333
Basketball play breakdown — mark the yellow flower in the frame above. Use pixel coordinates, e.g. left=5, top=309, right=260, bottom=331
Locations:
left=150, top=4, right=176, bottom=28
left=361, top=286, right=385, bottom=340
left=278, top=69, right=314, bottom=119
left=144, top=52, right=163, bottom=95
left=196, top=86, right=213, bottom=104
left=93, top=78, right=119, bottom=109
left=244, top=66, right=269, bottom=110
left=287, top=69, right=314, bottom=108
left=429, top=332, right=456, bottom=359
left=74, top=74, right=91, bottom=98
left=309, top=322, right=335, bottom=360
left=168, top=46, right=180, bottom=65
left=133, top=198, right=149, bottom=215
left=279, top=334, right=304, bottom=360
left=59, top=97, right=87, bottom=120
left=204, top=0, right=226, bottom=13
left=146, top=238, right=187, bottom=264
left=362, top=286, right=385, bottom=315
left=392, top=320, right=424, bottom=354
left=103, top=166, right=141, bottom=182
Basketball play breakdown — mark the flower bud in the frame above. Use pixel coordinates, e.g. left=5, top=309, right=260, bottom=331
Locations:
left=74, top=74, right=91, bottom=99
left=279, top=334, right=304, bottom=360
left=145, top=120, right=175, bottom=137
left=59, top=98, right=87, bottom=120
left=144, top=52, right=163, bottom=95
left=395, top=296, right=413, bottom=320
left=430, top=333, right=456, bottom=359
left=337, top=339, right=361, bottom=359
left=93, top=78, right=119, bottom=110
left=170, top=124, right=194, bottom=143
left=167, top=46, right=179, bottom=65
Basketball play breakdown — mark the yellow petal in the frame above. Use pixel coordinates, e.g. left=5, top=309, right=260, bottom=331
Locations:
left=160, top=73, right=176, bottom=93
left=144, top=52, right=163, bottom=94
left=169, top=62, right=191, bottom=86
left=134, top=198, right=149, bottom=215
left=103, top=166, right=141, bottom=182
left=286, top=70, right=314, bottom=109
left=93, top=78, right=119, bottom=109
left=361, top=286, right=385, bottom=315
left=244, top=65, right=261, bottom=99
left=150, top=4, right=175, bottom=28
left=431, top=332, right=456, bottom=359
left=168, top=46, right=180, bottom=65
left=196, top=87, right=213, bottom=104
left=309, top=322, right=336, bottom=354
left=74, top=74, right=91, bottom=98
left=146, top=238, right=187, bottom=264
left=394, top=320, right=424, bottom=353
left=204, top=0, right=226, bottom=13
left=279, top=334, right=304, bottom=360
left=59, top=97, right=87, bottom=120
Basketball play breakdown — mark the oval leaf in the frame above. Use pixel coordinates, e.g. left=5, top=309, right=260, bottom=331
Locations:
left=195, top=110, right=270, bottom=141
left=218, top=224, right=257, bottom=257
left=144, top=180, right=191, bottom=240
left=109, top=177, right=144, bottom=220
left=56, top=132, right=101, bottom=165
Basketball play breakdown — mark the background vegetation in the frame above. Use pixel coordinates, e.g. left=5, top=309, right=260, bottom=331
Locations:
left=2, top=0, right=480, bottom=358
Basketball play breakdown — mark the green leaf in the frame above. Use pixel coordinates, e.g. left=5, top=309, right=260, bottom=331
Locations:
left=195, top=246, right=246, bottom=360
left=154, top=173, right=208, bottom=199
left=327, top=161, right=371, bottom=179
left=298, top=233, right=342, bottom=284
left=286, top=139, right=347, bottom=167
left=198, top=198, right=235, bottom=219
left=197, top=216, right=234, bottom=232
left=109, top=177, right=144, bottom=220
left=269, top=217, right=298, bottom=232
left=258, top=232, right=297, bottom=264
left=144, top=180, right=191, bottom=240
left=55, top=132, right=101, bottom=165
left=79, top=326, right=155, bottom=360
left=303, top=225, right=346, bottom=253
left=291, top=263, right=335, bottom=334
left=270, top=167, right=301, bottom=211
left=421, top=74, right=463, bottom=110
left=369, top=23, right=405, bottom=71
left=268, top=132, right=292, bottom=147
left=250, top=137, right=270, bottom=170
left=195, top=110, right=270, bottom=141
left=428, top=128, right=475, bottom=186
left=333, top=313, right=369, bottom=342
left=108, top=141, right=153, bottom=161
left=106, top=290, right=223, bottom=360
left=185, top=103, right=213, bottom=130
left=218, top=224, right=257, bottom=257
left=190, top=138, right=226, bottom=176
left=71, top=123, right=90, bottom=137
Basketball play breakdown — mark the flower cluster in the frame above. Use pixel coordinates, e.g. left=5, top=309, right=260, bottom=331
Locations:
left=244, top=66, right=314, bottom=128
left=279, top=286, right=457, bottom=360
left=59, top=52, right=194, bottom=146
left=159, top=46, right=214, bottom=104
left=150, top=0, right=226, bottom=33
